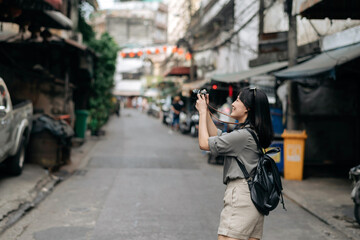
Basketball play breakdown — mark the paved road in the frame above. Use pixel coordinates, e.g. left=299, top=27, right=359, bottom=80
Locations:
left=1, top=109, right=351, bottom=240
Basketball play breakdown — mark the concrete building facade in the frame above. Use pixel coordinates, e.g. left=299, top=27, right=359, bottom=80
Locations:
left=167, top=0, right=201, bottom=44
left=92, top=1, right=167, bottom=48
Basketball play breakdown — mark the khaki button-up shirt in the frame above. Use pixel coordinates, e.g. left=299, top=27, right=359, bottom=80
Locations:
left=208, top=128, right=260, bottom=184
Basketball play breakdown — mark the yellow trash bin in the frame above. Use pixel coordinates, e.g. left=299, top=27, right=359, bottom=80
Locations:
left=281, top=130, right=307, bottom=180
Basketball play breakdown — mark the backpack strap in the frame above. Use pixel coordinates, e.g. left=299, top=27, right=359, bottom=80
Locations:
left=235, top=157, right=252, bottom=183
left=234, top=128, right=261, bottom=184
left=245, top=128, right=263, bottom=154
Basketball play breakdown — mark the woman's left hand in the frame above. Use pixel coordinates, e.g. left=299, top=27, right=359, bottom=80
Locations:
left=195, top=94, right=208, bottom=114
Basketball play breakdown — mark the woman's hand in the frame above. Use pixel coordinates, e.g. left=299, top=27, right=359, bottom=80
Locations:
left=195, top=94, right=208, bottom=115
left=205, top=94, right=209, bottom=104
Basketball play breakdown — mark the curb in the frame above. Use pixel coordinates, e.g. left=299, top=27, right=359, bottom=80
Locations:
left=0, top=174, right=61, bottom=235
left=282, top=182, right=359, bottom=240
left=0, top=134, right=100, bottom=236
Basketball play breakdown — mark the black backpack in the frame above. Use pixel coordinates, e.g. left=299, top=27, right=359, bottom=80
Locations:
left=235, top=128, right=286, bottom=216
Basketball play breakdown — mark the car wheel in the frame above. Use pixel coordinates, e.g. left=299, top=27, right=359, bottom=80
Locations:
left=355, top=204, right=360, bottom=225
left=6, top=136, right=26, bottom=176
left=180, top=125, right=187, bottom=134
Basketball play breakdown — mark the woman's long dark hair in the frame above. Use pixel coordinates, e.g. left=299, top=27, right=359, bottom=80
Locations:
left=238, top=87, right=274, bottom=148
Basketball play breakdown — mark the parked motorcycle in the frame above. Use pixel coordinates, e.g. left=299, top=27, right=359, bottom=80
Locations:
left=349, top=165, right=360, bottom=225
left=161, top=95, right=172, bottom=125
left=179, top=111, right=199, bottom=137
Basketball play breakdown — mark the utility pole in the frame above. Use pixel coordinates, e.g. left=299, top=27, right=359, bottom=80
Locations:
left=286, top=0, right=298, bottom=130
left=288, top=7, right=297, bottom=66
left=259, top=0, right=264, bottom=37
left=187, top=0, right=195, bottom=83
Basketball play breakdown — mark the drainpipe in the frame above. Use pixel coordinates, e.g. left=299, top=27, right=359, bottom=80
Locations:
left=286, top=0, right=298, bottom=130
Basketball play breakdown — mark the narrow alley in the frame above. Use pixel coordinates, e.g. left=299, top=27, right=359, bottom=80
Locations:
left=1, top=109, right=353, bottom=240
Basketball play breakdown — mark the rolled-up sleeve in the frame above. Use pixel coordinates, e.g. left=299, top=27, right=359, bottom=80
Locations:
left=208, top=130, right=248, bottom=157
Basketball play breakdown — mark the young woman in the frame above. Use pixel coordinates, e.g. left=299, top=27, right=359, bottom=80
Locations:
left=195, top=87, right=274, bottom=240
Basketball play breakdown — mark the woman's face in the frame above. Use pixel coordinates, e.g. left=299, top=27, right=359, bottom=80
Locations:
left=231, top=96, right=248, bottom=122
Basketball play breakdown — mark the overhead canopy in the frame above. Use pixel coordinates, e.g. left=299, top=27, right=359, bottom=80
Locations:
left=211, top=61, right=288, bottom=83
left=275, top=42, right=360, bottom=79
left=293, top=0, right=360, bottom=19
left=165, top=66, right=196, bottom=77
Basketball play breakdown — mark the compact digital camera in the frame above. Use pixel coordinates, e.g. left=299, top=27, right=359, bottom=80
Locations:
left=192, top=89, right=208, bottom=95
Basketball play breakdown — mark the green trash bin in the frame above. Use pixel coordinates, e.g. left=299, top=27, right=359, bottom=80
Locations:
left=75, top=110, right=89, bottom=138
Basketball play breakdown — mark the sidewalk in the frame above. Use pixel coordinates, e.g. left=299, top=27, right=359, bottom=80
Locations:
left=0, top=134, right=98, bottom=235
left=0, top=164, right=59, bottom=234
left=283, top=177, right=360, bottom=240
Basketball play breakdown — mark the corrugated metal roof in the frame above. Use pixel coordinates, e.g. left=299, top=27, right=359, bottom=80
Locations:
left=275, top=42, right=360, bottom=79
left=211, top=61, right=288, bottom=83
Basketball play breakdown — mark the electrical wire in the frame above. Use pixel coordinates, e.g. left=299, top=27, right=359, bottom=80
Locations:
left=192, top=0, right=276, bottom=53
left=193, top=10, right=258, bottom=53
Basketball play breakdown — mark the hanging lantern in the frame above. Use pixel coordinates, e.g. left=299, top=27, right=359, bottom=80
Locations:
left=185, top=52, right=192, bottom=60
left=155, top=48, right=160, bottom=54
left=172, top=47, right=177, bottom=53
left=120, top=52, right=126, bottom=58
left=137, top=51, right=143, bottom=57
left=163, top=46, right=167, bottom=52
left=129, top=52, right=135, bottom=58
left=177, top=48, right=184, bottom=55
left=146, top=49, right=152, bottom=55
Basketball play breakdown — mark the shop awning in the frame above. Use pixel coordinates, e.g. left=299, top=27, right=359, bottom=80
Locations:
left=275, top=42, right=360, bottom=79
left=165, top=66, right=195, bottom=77
left=211, top=61, right=288, bottom=83
left=293, top=0, right=360, bottom=19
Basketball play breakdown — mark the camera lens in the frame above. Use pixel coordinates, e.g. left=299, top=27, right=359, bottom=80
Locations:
left=200, top=89, right=207, bottom=95
left=192, top=89, right=207, bottom=95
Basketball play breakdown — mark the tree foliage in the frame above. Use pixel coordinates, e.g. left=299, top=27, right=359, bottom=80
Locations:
left=78, top=9, right=119, bottom=133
